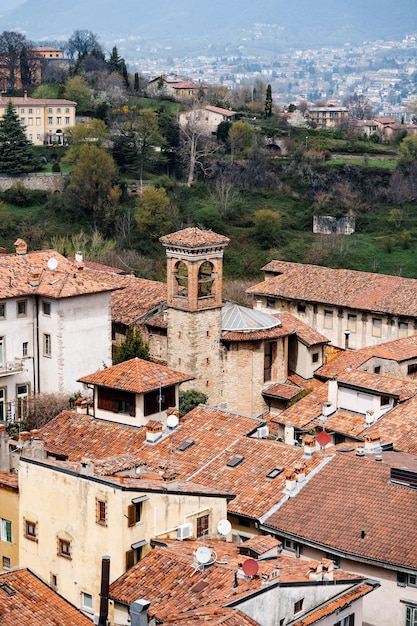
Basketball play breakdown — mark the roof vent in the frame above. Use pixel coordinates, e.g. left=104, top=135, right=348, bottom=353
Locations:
left=390, top=467, right=417, bottom=490
left=356, top=446, right=365, bottom=456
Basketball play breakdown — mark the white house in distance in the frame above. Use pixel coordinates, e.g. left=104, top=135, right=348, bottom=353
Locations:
left=179, top=104, right=237, bottom=137
left=0, top=239, right=119, bottom=421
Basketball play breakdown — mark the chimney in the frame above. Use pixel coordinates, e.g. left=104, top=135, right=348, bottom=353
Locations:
left=344, top=329, right=350, bottom=350
left=14, top=239, right=28, bottom=255
left=322, top=558, right=334, bottom=581
left=75, top=250, right=83, bottom=263
left=284, top=468, right=297, bottom=491
left=24, top=90, right=28, bottom=100
left=284, top=422, right=295, bottom=445
left=294, top=461, right=307, bottom=482
left=0, top=425, right=10, bottom=473
left=364, top=432, right=380, bottom=451
left=327, top=379, right=338, bottom=411
left=145, top=420, right=163, bottom=444
left=28, top=430, right=46, bottom=460
left=98, top=556, right=110, bottom=626
left=308, top=560, right=323, bottom=581
left=255, top=300, right=263, bottom=310
left=29, top=271, right=41, bottom=288
left=303, top=434, right=316, bottom=458
left=130, top=599, right=150, bottom=626
left=0, top=247, right=6, bottom=254
left=80, top=458, right=94, bottom=476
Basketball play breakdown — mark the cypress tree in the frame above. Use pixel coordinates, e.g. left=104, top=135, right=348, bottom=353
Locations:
left=264, top=84, right=273, bottom=118
left=134, top=72, right=140, bottom=92
left=0, top=101, right=40, bottom=174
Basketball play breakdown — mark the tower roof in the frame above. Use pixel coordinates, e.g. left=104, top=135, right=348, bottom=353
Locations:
left=222, top=302, right=281, bottom=332
left=159, top=227, right=230, bottom=249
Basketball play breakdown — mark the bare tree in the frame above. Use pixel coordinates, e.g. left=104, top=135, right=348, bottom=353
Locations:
left=179, top=112, right=219, bottom=186
left=343, top=93, right=375, bottom=120
left=67, top=29, right=101, bottom=59
left=0, top=30, right=27, bottom=91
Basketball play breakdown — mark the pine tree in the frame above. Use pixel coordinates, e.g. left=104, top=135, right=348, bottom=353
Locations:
left=0, top=101, right=40, bottom=174
left=113, top=327, right=150, bottom=364
left=134, top=72, right=140, bottom=92
left=264, top=84, right=273, bottom=118
left=107, top=46, right=122, bottom=74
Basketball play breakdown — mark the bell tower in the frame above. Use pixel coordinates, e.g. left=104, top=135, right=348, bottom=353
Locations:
left=159, top=228, right=230, bottom=405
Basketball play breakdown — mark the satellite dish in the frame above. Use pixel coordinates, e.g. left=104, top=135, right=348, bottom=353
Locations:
left=167, top=414, right=179, bottom=429
left=195, top=546, right=212, bottom=564
left=242, top=558, right=259, bottom=577
left=47, top=257, right=58, bottom=270
left=217, top=519, right=232, bottom=536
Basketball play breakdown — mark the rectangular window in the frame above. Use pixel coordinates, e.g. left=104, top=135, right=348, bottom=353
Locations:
left=380, top=395, right=390, bottom=406
left=81, top=592, right=93, bottom=610
left=36, top=118, right=41, bottom=126
left=25, top=520, right=37, bottom=540
left=96, top=500, right=107, bottom=526
left=16, top=384, right=29, bottom=420
left=17, top=300, right=27, bottom=317
left=48, top=107, right=52, bottom=113
left=374, top=366, right=381, bottom=374
left=0, top=303, right=4, bottom=319
left=127, top=503, right=142, bottom=527
left=399, top=321, right=408, bottom=337
left=294, top=598, right=304, bottom=614
left=372, top=318, right=382, bottom=337
left=196, top=513, right=209, bottom=539
left=2, top=556, right=10, bottom=571
left=65, top=108, right=70, bottom=113
left=312, top=352, right=319, bottom=363
left=98, top=387, right=136, bottom=417
left=284, top=538, right=299, bottom=554
left=0, top=336, right=3, bottom=367
left=297, top=303, right=306, bottom=313
left=22, top=342, right=28, bottom=357
left=36, top=108, right=40, bottom=114
left=28, top=108, right=32, bottom=114
left=65, top=117, right=70, bottom=125
left=264, top=342, right=275, bottom=382
left=266, top=297, right=275, bottom=309
left=334, top=615, right=355, bottom=626
left=58, top=538, right=71, bottom=558
left=0, top=388, right=5, bottom=422
left=143, top=385, right=175, bottom=417
left=347, top=314, right=357, bottom=332
left=50, top=573, right=57, bottom=588
left=324, top=310, right=333, bottom=329
left=48, top=116, right=53, bottom=124
left=408, top=363, right=417, bottom=377
left=0, top=519, right=12, bottom=543
left=43, top=333, right=52, bottom=357
left=42, top=301, right=51, bottom=316
left=20, top=108, right=25, bottom=114
left=56, top=107, right=61, bottom=114
left=20, top=117, right=25, bottom=125
left=28, top=117, right=33, bottom=126
left=56, top=117, right=61, bottom=124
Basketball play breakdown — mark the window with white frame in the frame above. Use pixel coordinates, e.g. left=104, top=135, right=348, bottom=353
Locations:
left=0, top=518, right=12, bottom=543
left=43, top=334, right=52, bottom=357
left=334, top=615, right=355, bottom=626
left=406, top=605, right=417, bottom=626
left=347, top=313, right=357, bottom=332
left=22, top=342, right=28, bottom=357
left=42, top=301, right=51, bottom=316
left=47, top=116, right=53, bottom=124
left=0, top=388, right=5, bottom=421
left=81, top=592, right=93, bottom=611
left=0, top=336, right=3, bottom=367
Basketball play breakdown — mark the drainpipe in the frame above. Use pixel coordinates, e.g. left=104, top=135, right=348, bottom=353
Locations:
left=34, top=296, right=40, bottom=393
left=98, top=556, right=110, bottom=626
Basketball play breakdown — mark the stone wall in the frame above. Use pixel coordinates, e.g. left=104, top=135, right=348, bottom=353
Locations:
left=313, top=215, right=355, bottom=235
left=0, top=174, right=67, bottom=193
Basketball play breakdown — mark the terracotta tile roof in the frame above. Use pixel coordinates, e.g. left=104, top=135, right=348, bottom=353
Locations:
left=0, top=568, right=92, bottom=625
left=262, top=381, right=303, bottom=401
left=38, top=410, right=147, bottom=461
left=204, top=105, right=237, bottom=117
left=0, top=97, right=76, bottom=106
left=0, top=249, right=120, bottom=299
left=317, top=334, right=417, bottom=379
left=0, top=472, right=18, bottom=491
left=365, top=395, right=417, bottom=454
left=336, top=369, right=417, bottom=401
left=276, top=312, right=329, bottom=346
left=248, top=261, right=417, bottom=317
left=78, top=357, right=194, bottom=393
left=159, top=227, right=230, bottom=248
left=292, top=582, right=376, bottom=626
left=271, top=385, right=329, bottom=429
left=69, top=258, right=125, bottom=274
left=110, top=538, right=364, bottom=624
left=110, top=275, right=167, bottom=325
left=264, top=450, right=417, bottom=570
left=288, top=372, right=324, bottom=391
left=38, top=405, right=324, bottom=520
left=221, top=325, right=292, bottom=342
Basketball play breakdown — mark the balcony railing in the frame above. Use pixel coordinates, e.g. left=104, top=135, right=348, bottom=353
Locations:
left=0, top=361, right=24, bottom=377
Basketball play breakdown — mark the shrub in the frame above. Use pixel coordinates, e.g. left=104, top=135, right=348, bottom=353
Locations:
left=2, top=184, right=47, bottom=207
left=179, top=389, right=208, bottom=416
left=52, top=162, right=61, bottom=173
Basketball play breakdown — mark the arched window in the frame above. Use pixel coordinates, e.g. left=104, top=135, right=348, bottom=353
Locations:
left=198, top=261, right=214, bottom=297
left=175, top=261, right=188, bottom=295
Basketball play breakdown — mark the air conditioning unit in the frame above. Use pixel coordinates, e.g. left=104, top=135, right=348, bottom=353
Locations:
left=177, top=523, right=193, bottom=540
left=257, top=425, right=269, bottom=438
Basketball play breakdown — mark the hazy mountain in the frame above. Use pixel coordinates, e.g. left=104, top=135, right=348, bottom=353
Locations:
left=2, top=0, right=416, bottom=56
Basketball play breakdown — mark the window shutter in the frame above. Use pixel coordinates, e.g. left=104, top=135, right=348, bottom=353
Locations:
left=126, top=549, right=135, bottom=569
left=127, top=504, right=136, bottom=527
